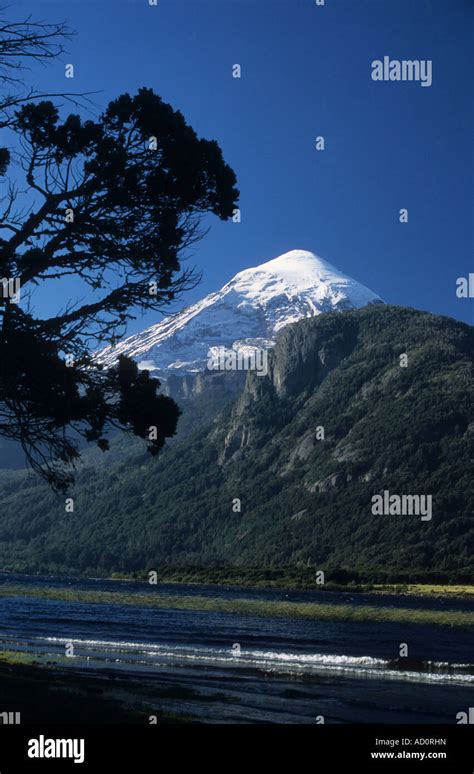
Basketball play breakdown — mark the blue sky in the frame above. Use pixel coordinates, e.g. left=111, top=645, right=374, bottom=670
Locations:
left=12, top=0, right=473, bottom=330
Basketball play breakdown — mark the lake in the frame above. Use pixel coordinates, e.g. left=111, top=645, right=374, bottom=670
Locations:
left=0, top=572, right=472, bottom=723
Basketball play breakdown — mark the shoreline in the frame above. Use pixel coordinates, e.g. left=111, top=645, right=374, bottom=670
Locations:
left=1, top=568, right=473, bottom=598
left=0, top=653, right=190, bottom=725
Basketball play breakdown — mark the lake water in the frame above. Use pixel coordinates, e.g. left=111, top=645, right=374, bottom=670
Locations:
left=0, top=572, right=472, bottom=723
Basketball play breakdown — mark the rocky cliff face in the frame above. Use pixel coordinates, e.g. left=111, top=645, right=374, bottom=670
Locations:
left=262, top=315, right=358, bottom=399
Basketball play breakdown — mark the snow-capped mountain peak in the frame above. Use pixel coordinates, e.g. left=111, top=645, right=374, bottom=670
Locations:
left=98, top=249, right=382, bottom=375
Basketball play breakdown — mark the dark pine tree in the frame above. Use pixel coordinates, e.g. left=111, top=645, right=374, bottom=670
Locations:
left=0, top=88, right=239, bottom=489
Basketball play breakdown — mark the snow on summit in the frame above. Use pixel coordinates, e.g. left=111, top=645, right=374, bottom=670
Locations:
left=228, top=250, right=381, bottom=330
left=98, top=250, right=382, bottom=375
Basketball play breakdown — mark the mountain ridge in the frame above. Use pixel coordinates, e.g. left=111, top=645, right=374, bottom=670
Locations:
left=0, top=305, right=472, bottom=580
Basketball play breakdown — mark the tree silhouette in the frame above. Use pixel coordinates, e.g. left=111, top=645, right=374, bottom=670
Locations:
left=0, top=85, right=238, bottom=489
left=0, top=9, right=80, bottom=173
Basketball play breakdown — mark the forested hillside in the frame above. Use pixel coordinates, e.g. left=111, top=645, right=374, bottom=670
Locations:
left=0, top=305, right=472, bottom=582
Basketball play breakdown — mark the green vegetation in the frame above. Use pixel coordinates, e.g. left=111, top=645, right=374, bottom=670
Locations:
left=0, top=305, right=472, bottom=581
left=110, top=568, right=474, bottom=593
left=401, top=584, right=474, bottom=596
left=0, top=583, right=472, bottom=627
left=0, top=649, right=41, bottom=666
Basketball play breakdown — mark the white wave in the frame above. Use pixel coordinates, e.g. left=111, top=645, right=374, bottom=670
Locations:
left=33, top=636, right=474, bottom=684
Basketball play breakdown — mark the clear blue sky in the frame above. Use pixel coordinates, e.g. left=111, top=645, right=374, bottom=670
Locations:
left=13, top=0, right=473, bottom=330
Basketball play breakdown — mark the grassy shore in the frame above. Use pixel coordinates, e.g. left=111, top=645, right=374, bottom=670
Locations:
left=2, top=566, right=472, bottom=595
left=0, top=583, right=472, bottom=627
left=108, top=569, right=474, bottom=596
left=391, top=584, right=474, bottom=597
